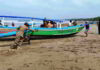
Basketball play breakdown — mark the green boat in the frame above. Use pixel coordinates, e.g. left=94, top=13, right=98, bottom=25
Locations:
left=0, top=15, right=84, bottom=37
left=0, top=25, right=84, bottom=38
left=29, top=25, right=84, bottom=36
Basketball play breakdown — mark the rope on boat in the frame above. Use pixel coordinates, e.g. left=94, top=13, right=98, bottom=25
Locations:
left=0, top=21, right=98, bottom=38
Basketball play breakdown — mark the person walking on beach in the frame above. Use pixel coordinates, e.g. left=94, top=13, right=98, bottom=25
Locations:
left=10, top=22, right=37, bottom=49
left=84, top=21, right=90, bottom=37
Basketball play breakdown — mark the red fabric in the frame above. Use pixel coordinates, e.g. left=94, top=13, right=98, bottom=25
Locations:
left=0, top=29, right=16, bottom=33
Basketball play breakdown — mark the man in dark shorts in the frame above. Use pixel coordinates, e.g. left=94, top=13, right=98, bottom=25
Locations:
left=84, top=22, right=90, bottom=37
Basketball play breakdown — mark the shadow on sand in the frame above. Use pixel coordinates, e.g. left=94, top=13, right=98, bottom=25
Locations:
left=0, top=35, right=78, bottom=47
left=30, top=35, right=76, bottom=40
left=0, top=34, right=77, bottom=41
left=0, top=44, right=11, bottom=47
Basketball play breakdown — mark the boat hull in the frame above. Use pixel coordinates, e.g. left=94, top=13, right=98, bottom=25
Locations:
left=30, top=26, right=84, bottom=36
left=0, top=25, right=84, bottom=37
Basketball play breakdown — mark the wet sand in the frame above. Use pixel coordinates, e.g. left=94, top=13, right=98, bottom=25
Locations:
left=0, top=24, right=100, bottom=70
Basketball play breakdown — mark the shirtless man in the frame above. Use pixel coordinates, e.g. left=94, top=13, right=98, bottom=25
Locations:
left=47, top=21, right=53, bottom=28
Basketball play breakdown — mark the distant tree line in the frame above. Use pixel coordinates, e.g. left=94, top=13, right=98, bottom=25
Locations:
left=67, top=16, right=100, bottom=21
left=89, top=17, right=100, bottom=21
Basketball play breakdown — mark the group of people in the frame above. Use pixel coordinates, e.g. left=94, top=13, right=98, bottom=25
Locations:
left=69, top=20, right=90, bottom=37
left=10, top=20, right=90, bottom=49
left=40, top=20, right=57, bottom=28
left=68, top=20, right=90, bottom=37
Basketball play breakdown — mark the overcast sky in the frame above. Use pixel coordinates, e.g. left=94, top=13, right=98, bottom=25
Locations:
left=0, top=0, right=100, bottom=19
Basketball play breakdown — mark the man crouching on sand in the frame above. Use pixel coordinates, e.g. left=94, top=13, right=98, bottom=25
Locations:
left=10, top=22, right=38, bottom=49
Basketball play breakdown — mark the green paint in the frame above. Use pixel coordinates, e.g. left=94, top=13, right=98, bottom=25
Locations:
left=30, top=26, right=84, bottom=36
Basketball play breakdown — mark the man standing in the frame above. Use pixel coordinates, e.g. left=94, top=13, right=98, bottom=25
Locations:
left=84, top=22, right=90, bottom=37
left=68, top=20, right=72, bottom=26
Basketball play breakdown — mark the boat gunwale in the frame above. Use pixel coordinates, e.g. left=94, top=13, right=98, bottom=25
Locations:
left=0, top=25, right=84, bottom=31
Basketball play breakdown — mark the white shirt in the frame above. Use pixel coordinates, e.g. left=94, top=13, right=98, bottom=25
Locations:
left=68, top=21, right=72, bottom=26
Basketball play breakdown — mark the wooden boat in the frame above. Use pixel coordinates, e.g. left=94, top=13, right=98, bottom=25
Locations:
left=30, top=25, right=84, bottom=36
left=0, top=16, right=84, bottom=37
left=0, top=25, right=84, bottom=38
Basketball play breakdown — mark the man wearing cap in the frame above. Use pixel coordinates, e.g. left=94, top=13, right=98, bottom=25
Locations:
left=10, top=22, right=37, bottom=49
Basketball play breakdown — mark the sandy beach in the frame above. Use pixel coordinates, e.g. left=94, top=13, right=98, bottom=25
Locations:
left=0, top=24, right=100, bottom=70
